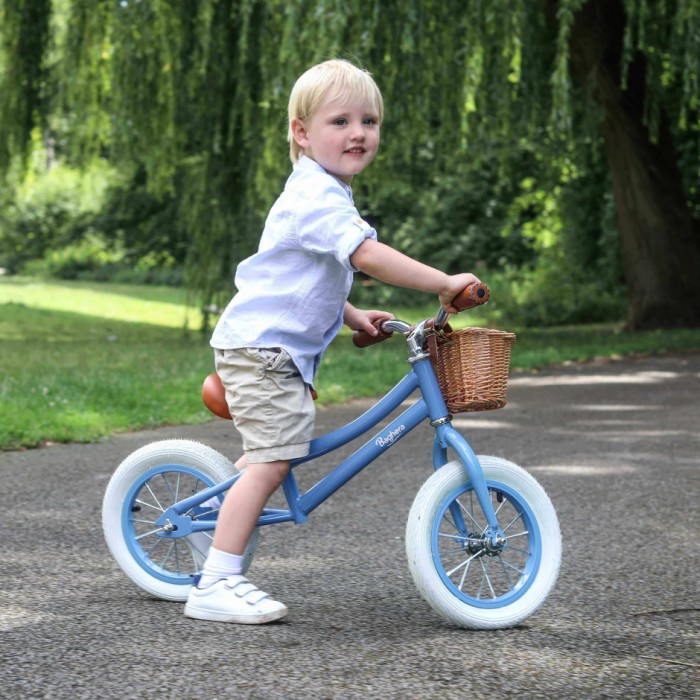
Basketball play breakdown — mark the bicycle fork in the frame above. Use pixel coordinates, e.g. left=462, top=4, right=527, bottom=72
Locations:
left=432, top=423, right=507, bottom=552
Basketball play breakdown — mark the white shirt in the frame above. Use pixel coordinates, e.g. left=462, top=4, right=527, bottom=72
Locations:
left=210, top=156, right=377, bottom=386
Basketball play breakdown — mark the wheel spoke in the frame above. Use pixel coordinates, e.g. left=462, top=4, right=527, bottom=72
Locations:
left=499, top=557, right=526, bottom=576
left=144, top=536, right=163, bottom=556
left=476, top=563, right=485, bottom=599
left=478, top=559, right=497, bottom=599
left=446, top=550, right=482, bottom=577
left=493, top=494, right=508, bottom=517
left=457, top=497, right=484, bottom=532
left=437, top=531, right=486, bottom=545
left=160, top=540, right=177, bottom=568
left=173, top=539, right=182, bottom=574
left=502, top=510, right=524, bottom=534
left=183, top=484, right=206, bottom=517
left=136, top=527, right=166, bottom=541
left=195, top=507, right=219, bottom=519
left=134, top=497, right=163, bottom=514
left=187, top=532, right=212, bottom=559
left=497, top=555, right=515, bottom=589
left=144, top=483, right=165, bottom=513
left=458, top=557, right=472, bottom=591
left=160, top=472, right=178, bottom=501
left=507, top=544, right=530, bottom=556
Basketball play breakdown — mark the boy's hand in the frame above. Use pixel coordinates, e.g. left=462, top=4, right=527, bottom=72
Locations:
left=439, top=273, right=482, bottom=314
left=344, top=304, right=394, bottom=336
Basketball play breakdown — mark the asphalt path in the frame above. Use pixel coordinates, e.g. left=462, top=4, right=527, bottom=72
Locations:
left=1, top=352, right=698, bottom=699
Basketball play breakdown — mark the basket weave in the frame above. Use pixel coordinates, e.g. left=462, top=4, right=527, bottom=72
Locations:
left=432, top=327, right=517, bottom=413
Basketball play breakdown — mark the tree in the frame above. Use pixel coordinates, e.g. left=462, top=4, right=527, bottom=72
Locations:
left=562, top=0, right=700, bottom=328
left=1, top=0, right=698, bottom=328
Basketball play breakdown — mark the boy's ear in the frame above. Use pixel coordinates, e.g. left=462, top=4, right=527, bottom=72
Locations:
left=290, top=118, right=310, bottom=148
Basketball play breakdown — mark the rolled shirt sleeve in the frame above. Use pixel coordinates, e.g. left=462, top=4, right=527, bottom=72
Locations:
left=294, top=180, right=376, bottom=270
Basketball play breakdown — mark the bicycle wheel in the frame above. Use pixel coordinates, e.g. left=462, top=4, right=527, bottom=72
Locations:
left=406, top=456, right=561, bottom=629
left=102, top=439, right=259, bottom=602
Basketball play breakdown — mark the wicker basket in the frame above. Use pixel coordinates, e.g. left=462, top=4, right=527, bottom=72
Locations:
left=431, top=327, right=517, bottom=413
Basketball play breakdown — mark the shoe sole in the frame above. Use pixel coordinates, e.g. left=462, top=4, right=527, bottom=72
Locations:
left=184, top=602, right=288, bottom=624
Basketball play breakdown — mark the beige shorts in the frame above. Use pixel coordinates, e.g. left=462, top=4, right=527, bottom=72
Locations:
left=214, top=347, right=315, bottom=463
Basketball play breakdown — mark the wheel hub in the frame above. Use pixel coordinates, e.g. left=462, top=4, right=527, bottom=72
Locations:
left=465, top=532, right=507, bottom=557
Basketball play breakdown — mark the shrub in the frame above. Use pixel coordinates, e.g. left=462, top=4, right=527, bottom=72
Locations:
left=0, top=160, right=115, bottom=273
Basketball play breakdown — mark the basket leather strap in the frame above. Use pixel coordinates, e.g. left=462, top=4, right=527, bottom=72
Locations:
left=425, top=320, right=453, bottom=365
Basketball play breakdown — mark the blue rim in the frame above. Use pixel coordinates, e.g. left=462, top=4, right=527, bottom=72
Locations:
left=431, top=479, right=542, bottom=608
left=122, top=464, right=217, bottom=585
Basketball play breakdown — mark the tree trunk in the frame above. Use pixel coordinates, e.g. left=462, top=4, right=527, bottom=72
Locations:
left=568, top=0, right=700, bottom=329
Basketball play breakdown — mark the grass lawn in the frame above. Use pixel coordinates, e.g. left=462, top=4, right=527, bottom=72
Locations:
left=2, top=276, right=699, bottom=450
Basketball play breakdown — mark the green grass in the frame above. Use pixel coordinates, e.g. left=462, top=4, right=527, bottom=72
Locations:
left=2, top=277, right=699, bottom=450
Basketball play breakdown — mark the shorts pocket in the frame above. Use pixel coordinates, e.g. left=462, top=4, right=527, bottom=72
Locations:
left=256, top=348, right=298, bottom=376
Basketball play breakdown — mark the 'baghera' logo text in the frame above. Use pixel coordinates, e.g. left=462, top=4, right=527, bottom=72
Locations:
left=375, top=424, right=406, bottom=448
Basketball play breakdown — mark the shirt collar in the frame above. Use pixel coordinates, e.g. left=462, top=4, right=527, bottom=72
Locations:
left=296, top=155, right=354, bottom=199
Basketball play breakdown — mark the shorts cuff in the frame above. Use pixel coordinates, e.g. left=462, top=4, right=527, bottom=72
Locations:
left=244, top=442, right=310, bottom=463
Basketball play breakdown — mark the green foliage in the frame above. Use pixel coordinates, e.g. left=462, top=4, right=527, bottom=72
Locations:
left=0, top=0, right=52, bottom=171
left=0, top=149, right=114, bottom=272
left=22, top=232, right=122, bottom=279
left=376, top=156, right=538, bottom=272
left=0, top=1, right=698, bottom=326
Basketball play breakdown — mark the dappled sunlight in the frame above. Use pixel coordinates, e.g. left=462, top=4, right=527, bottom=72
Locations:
left=567, top=421, right=649, bottom=431
left=0, top=606, right=61, bottom=632
left=563, top=429, right=693, bottom=439
left=0, top=278, right=198, bottom=330
left=451, top=418, right=519, bottom=430
left=509, top=371, right=681, bottom=387
left=542, top=423, right=694, bottom=441
left=573, top=404, right=658, bottom=412
left=529, top=464, right=639, bottom=476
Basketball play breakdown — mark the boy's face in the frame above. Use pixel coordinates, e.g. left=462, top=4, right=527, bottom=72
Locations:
left=292, top=95, right=380, bottom=184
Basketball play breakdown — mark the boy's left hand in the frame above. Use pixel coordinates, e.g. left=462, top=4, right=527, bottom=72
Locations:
left=344, top=305, right=394, bottom=337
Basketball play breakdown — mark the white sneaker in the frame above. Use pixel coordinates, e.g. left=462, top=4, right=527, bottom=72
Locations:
left=184, top=575, right=288, bottom=624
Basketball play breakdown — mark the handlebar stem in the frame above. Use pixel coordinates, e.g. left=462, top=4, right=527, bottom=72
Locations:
left=376, top=318, right=435, bottom=363
left=434, top=307, right=450, bottom=331
left=406, top=320, right=432, bottom=363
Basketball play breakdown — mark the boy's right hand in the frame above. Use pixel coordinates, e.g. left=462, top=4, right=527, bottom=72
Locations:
left=439, top=273, right=482, bottom=314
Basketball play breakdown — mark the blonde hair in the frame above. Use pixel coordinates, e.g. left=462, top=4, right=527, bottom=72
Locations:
left=287, top=59, right=384, bottom=164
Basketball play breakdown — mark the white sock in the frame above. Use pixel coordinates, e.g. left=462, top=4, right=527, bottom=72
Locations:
left=197, top=547, right=245, bottom=588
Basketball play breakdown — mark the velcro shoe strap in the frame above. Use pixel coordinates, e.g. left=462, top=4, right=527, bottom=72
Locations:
left=243, top=589, right=272, bottom=605
left=223, top=574, right=249, bottom=589
left=224, top=575, right=271, bottom=605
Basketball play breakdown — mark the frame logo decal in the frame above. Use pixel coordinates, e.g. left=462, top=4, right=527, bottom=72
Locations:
left=375, top=424, right=406, bottom=448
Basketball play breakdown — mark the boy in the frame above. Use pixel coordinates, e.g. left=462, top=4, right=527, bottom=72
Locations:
left=185, top=59, right=480, bottom=624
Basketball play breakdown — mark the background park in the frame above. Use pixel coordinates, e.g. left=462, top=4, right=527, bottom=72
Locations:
left=1, top=0, right=699, bottom=451
left=1, top=4, right=699, bottom=699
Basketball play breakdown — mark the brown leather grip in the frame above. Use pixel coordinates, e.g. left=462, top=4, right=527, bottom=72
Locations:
left=451, top=282, right=489, bottom=310
left=352, top=321, right=393, bottom=348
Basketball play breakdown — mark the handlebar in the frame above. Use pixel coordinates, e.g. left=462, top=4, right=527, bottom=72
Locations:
left=352, top=282, right=490, bottom=348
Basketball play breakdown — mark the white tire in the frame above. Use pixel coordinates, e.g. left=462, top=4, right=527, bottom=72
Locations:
left=102, top=439, right=258, bottom=601
left=406, top=456, right=561, bottom=629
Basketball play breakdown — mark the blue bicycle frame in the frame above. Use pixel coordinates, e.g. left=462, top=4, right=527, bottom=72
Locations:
left=156, top=348, right=503, bottom=544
